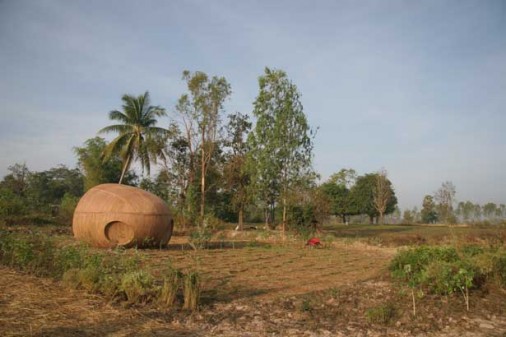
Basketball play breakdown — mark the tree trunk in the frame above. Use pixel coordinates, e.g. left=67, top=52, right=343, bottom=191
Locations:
left=341, top=214, right=346, bottom=224
left=238, top=208, right=244, bottom=231
left=200, top=133, right=206, bottom=226
left=379, top=212, right=384, bottom=225
left=200, top=164, right=205, bottom=225
left=118, top=154, right=131, bottom=184
left=270, top=201, right=275, bottom=228
left=369, top=215, right=374, bottom=224
left=282, top=196, right=287, bottom=239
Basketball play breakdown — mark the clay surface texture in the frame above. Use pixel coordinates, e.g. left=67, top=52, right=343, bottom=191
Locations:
left=73, top=184, right=173, bottom=248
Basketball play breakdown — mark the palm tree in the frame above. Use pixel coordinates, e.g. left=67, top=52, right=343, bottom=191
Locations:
left=99, top=91, right=169, bottom=184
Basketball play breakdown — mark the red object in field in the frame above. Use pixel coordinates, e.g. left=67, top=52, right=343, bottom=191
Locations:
left=306, top=237, right=321, bottom=247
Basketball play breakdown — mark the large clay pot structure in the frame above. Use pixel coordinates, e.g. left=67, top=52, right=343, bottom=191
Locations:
left=73, top=184, right=173, bottom=248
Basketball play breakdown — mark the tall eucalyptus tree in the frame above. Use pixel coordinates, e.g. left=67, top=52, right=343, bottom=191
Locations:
left=248, top=67, right=314, bottom=234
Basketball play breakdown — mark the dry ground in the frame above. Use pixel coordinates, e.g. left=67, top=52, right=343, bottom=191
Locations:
left=147, top=239, right=395, bottom=302
left=1, top=227, right=506, bottom=336
left=0, top=267, right=198, bottom=337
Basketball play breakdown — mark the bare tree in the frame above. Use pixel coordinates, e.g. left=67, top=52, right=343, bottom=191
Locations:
left=373, top=169, right=391, bottom=224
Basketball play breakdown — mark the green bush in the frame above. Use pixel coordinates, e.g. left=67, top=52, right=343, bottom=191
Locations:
left=0, top=188, right=27, bottom=217
left=422, top=260, right=475, bottom=295
left=390, top=245, right=506, bottom=312
left=390, top=246, right=459, bottom=279
left=121, top=270, right=155, bottom=303
left=54, top=245, right=87, bottom=276
left=0, top=231, right=56, bottom=276
left=59, top=193, right=80, bottom=223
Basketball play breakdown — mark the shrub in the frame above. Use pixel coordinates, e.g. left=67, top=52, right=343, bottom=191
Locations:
left=0, top=230, right=200, bottom=309
left=422, top=260, right=475, bottom=294
left=0, top=187, right=27, bottom=217
left=365, top=302, right=396, bottom=324
left=59, top=193, right=79, bottom=223
left=460, top=245, right=485, bottom=257
left=121, top=270, right=155, bottom=303
left=0, top=232, right=56, bottom=276
left=99, top=273, right=122, bottom=298
left=54, top=245, right=87, bottom=277
left=78, top=265, right=103, bottom=292
left=202, top=214, right=224, bottom=230
left=493, top=254, right=506, bottom=287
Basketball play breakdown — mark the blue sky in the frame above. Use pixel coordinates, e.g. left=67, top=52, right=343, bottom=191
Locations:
left=0, top=0, right=505, bottom=210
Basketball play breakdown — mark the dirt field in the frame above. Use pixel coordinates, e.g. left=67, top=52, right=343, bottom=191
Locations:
left=1, top=227, right=506, bottom=336
left=147, top=240, right=395, bottom=302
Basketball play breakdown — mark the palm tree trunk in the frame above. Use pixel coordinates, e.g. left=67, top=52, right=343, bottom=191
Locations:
left=119, top=154, right=131, bottom=184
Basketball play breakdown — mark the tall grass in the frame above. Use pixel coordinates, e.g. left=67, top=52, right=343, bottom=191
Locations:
left=183, top=271, right=201, bottom=310
left=0, top=229, right=201, bottom=310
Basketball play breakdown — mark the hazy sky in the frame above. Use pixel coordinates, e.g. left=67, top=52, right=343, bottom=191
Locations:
left=0, top=0, right=505, bottom=210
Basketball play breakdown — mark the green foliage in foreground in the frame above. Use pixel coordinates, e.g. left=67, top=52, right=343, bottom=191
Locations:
left=390, top=245, right=506, bottom=312
left=0, top=230, right=201, bottom=310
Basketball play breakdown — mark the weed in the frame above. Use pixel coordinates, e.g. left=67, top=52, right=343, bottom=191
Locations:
left=100, top=273, right=122, bottom=298
left=365, top=302, right=396, bottom=324
left=329, top=287, right=340, bottom=299
left=121, top=270, right=155, bottom=303
left=189, top=228, right=212, bottom=250
left=54, top=245, right=87, bottom=276
left=62, top=268, right=81, bottom=289
left=300, top=298, right=313, bottom=312
left=183, top=271, right=201, bottom=311
left=322, top=234, right=335, bottom=248
left=159, top=267, right=182, bottom=308
left=78, top=265, right=103, bottom=292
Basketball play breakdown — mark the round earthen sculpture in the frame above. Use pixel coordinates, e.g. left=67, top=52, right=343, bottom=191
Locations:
left=73, top=184, right=173, bottom=248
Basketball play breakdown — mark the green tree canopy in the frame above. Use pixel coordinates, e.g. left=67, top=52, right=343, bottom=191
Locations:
left=421, top=195, right=438, bottom=224
left=349, top=173, right=397, bottom=224
left=247, top=67, right=315, bottom=232
left=99, top=91, right=169, bottom=184
left=320, top=180, right=353, bottom=223
left=74, top=137, right=136, bottom=190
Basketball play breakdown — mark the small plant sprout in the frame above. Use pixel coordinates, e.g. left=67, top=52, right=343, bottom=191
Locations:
left=404, top=264, right=418, bottom=317
left=457, top=267, right=474, bottom=311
